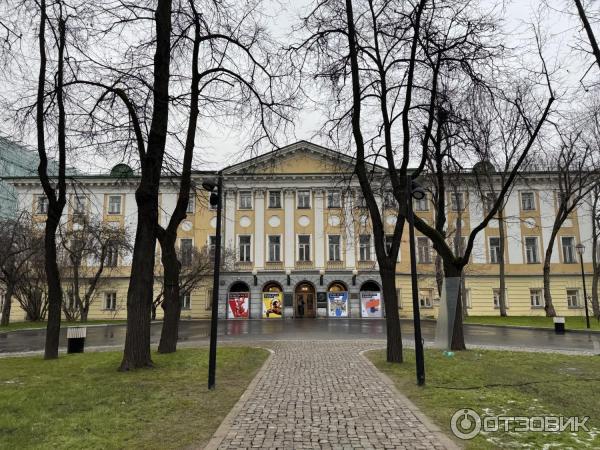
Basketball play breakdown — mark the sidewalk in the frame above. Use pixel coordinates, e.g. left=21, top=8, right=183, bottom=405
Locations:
left=205, top=341, right=459, bottom=450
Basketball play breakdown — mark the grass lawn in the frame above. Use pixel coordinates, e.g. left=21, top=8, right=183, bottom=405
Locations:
left=368, top=349, right=600, bottom=449
left=0, top=320, right=128, bottom=333
left=465, top=315, right=600, bottom=331
left=0, top=347, right=268, bottom=449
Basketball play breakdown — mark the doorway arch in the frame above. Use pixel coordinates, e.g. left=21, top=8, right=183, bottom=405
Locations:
left=294, top=281, right=316, bottom=318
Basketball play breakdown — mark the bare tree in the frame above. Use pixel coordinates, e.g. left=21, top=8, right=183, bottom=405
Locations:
left=573, top=0, right=600, bottom=73
left=590, top=184, right=600, bottom=319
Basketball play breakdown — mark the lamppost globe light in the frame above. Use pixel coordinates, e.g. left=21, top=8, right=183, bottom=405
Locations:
left=410, top=181, right=426, bottom=200
left=201, top=178, right=218, bottom=192
left=576, top=243, right=585, bottom=256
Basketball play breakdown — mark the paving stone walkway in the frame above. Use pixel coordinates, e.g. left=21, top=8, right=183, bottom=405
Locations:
left=210, top=341, right=458, bottom=449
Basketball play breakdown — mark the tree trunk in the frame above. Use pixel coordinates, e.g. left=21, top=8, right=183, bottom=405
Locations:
left=1, top=284, right=13, bottom=326
left=158, top=235, right=181, bottom=353
left=380, top=265, right=403, bottom=363
left=80, top=305, right=89, bottom=322
left=151, top=303, right=158, bottom=321
left=443, top=262, right=466, bottom=351
left=498, top=211, right=508, bottom=316
left=44, top=213, right=63, bottom=359
left=542, top=230, right=558, bottom=317
left=592, top=268, right=599, bottom=320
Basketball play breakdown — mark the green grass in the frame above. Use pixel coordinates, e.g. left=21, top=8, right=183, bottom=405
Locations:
left=465, top=315, right=600, bottom=330
left=368, top=349, right=600, bottom=449
left=0, top=347, right=268, bottom=449
left=0, top=320, right=128, bottom=333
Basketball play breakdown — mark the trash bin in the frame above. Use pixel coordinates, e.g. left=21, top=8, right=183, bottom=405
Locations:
left=553, top=316, right=565, bottom=335
left=67, top=327, right=87, bottom=353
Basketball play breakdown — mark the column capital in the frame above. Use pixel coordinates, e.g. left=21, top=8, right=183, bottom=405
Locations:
left=254, top=189, right=266, bottom=199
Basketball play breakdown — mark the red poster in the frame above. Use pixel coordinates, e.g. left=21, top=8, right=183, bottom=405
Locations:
left=228, top=292, right=249, bottom=319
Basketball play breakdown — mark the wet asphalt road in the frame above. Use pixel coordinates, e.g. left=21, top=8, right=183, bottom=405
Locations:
left=1, top=319, right=599, bottom=354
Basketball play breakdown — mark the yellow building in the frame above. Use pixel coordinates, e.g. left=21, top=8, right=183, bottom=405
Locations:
left=4, top=141, right=596, bottom=322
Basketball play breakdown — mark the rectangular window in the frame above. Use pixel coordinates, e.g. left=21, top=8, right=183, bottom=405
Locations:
left=530, top=289, right=544, bottom=308
left=239, top=235, right=251, bottom=262
left=419, top=289, right=433, bottom=308
left=108, top=195, right=122, bottom=215
left=208, top=236, right=216, bottom=259
left=104, top=292, right=117, bottom=310
left=37, top=195, right=48, bottom=214
left=205, top=289, right=213, bottom=310
left=493, top=289, right=508, bottom=309
left=239, top=191, right=252, bottom=209
left=328, top=235, right=341, bottom=261
left=489, top=237, right=501, bottom=264
left=297, top=190, right=311, bottom=209
left=521, top=192, right=535, bottom=211
left=180, top=238, right=193, bottom=266
left=355, top=193, right=367, bottom=208
left=268, top=235, right=281, bottom=262
left=327, top=190, right=341, bottom=208
left=186, top=194, right=195, bottom=214
left=298, top=235, right=311, bottom=261
left=181, top=292, right=191, bottom=310
left=567, top=289, right=580, bottom=308
left=359, top=235, right=371, bottom=261
left=414, top=195, right=429, bottom=212
left=396, top=288, right=402, bottom=309
left=484, top=193, right=496, bottom=213
left=450, top=192, right=465, bottom=211
left=73, top=195, right=86, bottom=215
left=525, top=237, right=539, bottom=264
left=562, top=237, right=576, bottom=264
left=269, top=191, right=282, bottom=208
left=106, top=243, right=119, bottom=267
left=383, top=191, right=396, bottom=209
left=417, top=237, right=432, bottom=263
left=463, top=288, right=472, bottom=309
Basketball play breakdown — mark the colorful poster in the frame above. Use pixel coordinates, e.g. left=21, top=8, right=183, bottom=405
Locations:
left=327, top=291, right=349, bottom=318
left=228, top=292, right=249, bottom=319
left=262, top=292, right=283, bottom=318
left=361, top=291, right=382, bottom=318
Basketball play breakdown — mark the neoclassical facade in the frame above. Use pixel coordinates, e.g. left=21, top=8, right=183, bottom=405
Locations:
left=4, top=141, right=596, bottom=322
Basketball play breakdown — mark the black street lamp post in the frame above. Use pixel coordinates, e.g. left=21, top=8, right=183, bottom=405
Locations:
left=576, top=243, right=591, bottom=329
left=202, top=172, right=223, bottom=390
left=406, top=177, right=426, bottom=386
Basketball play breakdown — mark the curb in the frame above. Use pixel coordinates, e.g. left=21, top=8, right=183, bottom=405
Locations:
left=200, top=347, right=274, bottom=450
left=359, top=349, right=462, bottom=450
left=464, top=322, right=600, bottom=334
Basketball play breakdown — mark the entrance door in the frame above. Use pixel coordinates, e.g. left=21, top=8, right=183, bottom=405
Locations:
left=295, top=282, right=316, bottom=318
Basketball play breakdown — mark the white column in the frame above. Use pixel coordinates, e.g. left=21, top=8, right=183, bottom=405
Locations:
left=504, top=190, right=522, bottom=264
left=314, top=189, right=325, bottom=268
left=578, top=197, right=594, bottom=263
left=224, top=189, right=236, bottom=251
left=344, top=190, right=356, bottom=268
left=254, top=189, right=265, bottom=268
left=284, top=189, right=295, bottom=269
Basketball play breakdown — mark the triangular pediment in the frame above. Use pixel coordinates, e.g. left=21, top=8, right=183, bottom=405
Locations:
left=222, top=141, right=361, bottom=175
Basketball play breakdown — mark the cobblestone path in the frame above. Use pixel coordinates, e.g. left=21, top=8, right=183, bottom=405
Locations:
left=214, top=341, right=457, bottom=449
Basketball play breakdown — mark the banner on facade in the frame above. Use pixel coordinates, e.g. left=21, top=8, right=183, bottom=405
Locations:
left=327, top=291, right=349, bottom=317
left=262, top=292, right=283, bottom=318
left=360, top=291, right=382, bottom=318
left=228, top=292, right=249, bottom=319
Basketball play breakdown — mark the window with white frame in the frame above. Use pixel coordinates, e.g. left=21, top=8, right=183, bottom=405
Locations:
left=355, top=193, right=367, bottom=208
left=0, top=292, right=5, bottom=311
left=567, top=289, right=580, bottom=308
left=561, top=237, right=576, bottom=264
left=327, top=190, right=341, bottom=208
left=359, top=235, right=371, bottom=261
left=104, top=292, right=117, bottom=310
left=297, top=190, right=311, bottom=209
left=205, top=288, right=213, bottom=310
left=419, top=289, right=433, bottom=308
left=181, top=292, right=191, bottom=310
left=530, top=289, right=544, bottom=308
left=239, top=191, right=252, bottom=209
left=493, top=289, right=508, bottom=309
left=328, top=235, right=341, bottom=261
left=208, top=236, right=216, bottom=259
left=269, top=191, right=282, bottom=208
left=268, top=235, right=281, bottom=262
left=521, top=192, right=535, bottom=211
left=106, top=242, right=119, bottom=267
left=417, top=237, right=432, bottom=263
left=489, top=237, right=501, bottom=264
left=186, top=194, right=195, bottom=214
left=463, top=288, right=472, bottom=309
left=484, top=192, right=496, bottom=213
left=108, top=195, right=122, bottom=214
left=37, top=195, right=48, bottom=214
left=180, top=239, right=193, bottom=266
left=525, top=237, right=540, bottom=264
left=383, top=191, right=396, bottom=209
left=414, top=194, right=429, bottom=212
left=298, top=235, right=311, bottom=261
left=238, top=235, right=252, bottom=262
left=450, top=192, right=465, bottom=211
left=73, top=195, right=86, bottom=215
